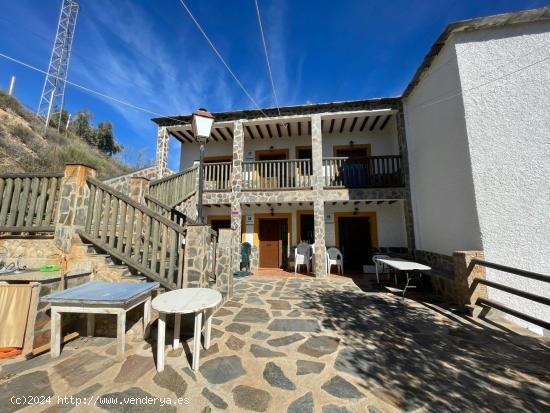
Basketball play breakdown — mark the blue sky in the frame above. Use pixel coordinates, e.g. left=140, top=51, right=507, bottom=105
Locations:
left=0, top=0, right=548, bottom=169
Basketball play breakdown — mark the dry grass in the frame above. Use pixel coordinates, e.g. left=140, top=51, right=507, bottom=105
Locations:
left=0, top=91, right=131, bottom=178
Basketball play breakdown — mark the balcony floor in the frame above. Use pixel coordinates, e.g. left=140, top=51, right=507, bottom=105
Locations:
left=2, top=276, right=548, bottom=412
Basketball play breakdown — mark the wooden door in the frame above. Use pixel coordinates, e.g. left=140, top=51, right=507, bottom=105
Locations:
left=338, top=217, right=372, bottom=270
left=259, top=219, right=281, bottom=268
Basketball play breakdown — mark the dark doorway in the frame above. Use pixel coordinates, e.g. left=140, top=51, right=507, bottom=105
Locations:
left=210, top=219, right=230, bottom=234
left=338, top=216, right=372, bottom=270
left=259, top=219, right=282, bottom=268
left=299, top=214, right=314, bottom=244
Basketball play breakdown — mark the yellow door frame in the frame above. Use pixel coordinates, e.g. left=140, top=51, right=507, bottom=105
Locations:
left=253, top=213, right=292, bottom=247
left=255, top=148, right=289, bottom=160
left=334, top=211, right=378, bottom=248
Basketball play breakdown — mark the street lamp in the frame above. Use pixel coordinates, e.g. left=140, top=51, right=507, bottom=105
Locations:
left=192, top=108, right=215, bottom=224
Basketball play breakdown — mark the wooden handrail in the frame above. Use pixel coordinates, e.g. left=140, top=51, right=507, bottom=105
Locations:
left=322, top=155, right=403, bottom=188
left=149, top=165, right=197, bottom=186
left=148, top=166, right=198, bottom=207
left=87, top=176, right=185, bottom=234
left=242, top=159, right=312, bottom=190
left=82, top=176, right=187, bottom=289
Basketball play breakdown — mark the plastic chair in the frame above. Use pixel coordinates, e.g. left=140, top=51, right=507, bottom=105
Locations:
left=241, top=242, right=252, bottom=272
left=326, top=247, right=344, bottom=275
left=294, top=243, right=312, bottom=273
left=372, top=254, right=396, bottom=284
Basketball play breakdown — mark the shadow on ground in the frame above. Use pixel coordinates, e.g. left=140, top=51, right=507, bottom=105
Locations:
left=300, top=286, right=550, bottom=412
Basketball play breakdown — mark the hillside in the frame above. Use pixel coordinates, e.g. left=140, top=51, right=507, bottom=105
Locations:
left=0, top=91, right=131, bottom=178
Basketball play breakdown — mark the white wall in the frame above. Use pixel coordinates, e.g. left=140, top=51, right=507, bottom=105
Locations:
left=403, top=37, right=483, bottom=255
left=454, top=21, right=550, bottom=334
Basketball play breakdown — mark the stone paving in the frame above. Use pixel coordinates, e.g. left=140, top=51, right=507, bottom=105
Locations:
left=1, top=276, right=550, bottom=413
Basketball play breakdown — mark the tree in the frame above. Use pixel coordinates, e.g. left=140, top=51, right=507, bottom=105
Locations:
left=70, top=110, right=95, bottom=145
left=48, top=109, right=70, bottom=131
left=95, top=121, right=122, bottom=155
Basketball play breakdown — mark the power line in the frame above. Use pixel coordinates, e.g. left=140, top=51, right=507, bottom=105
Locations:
left=0, top=51, right=189, bottom=125
left=176, top=0, right=277, bottom=122
left=254, top=0, right=282, bottom=119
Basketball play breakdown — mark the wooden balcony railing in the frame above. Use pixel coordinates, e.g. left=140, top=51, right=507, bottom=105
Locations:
left=149, top=166, right=198, bottom=207
left=242, top=159, right=312, bottom=190
left=323, top=155, right=403, bottom=188
left=203, top=162, right=232, bottom=191
left=0, top=173, right=63, bottom=233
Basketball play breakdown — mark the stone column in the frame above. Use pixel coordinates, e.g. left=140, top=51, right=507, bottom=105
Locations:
left=453, top=250, right=487, bottom=309
left=396, top=106, right=416, bottom=252
left=215, top=228, right=232, bottom=297
left=54, top=163, right=97, bottom=253
left=129, top=176, right=149, bottom=203
left=311, top=114, right=327, bottom=277
left=229, top=120, right=244, bottom=294
left=156, top=126, right=169, bottom=179
left=182, top=225, right=213, bottom=288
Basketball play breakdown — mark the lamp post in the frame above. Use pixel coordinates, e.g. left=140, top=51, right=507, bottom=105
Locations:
left=191, top=108, right=215, bottom=224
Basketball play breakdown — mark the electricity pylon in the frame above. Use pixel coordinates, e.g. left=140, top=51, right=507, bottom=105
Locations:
left=37, top=0, right=79, bottom=129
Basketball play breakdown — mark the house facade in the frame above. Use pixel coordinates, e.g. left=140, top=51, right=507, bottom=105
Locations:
left=154, top=99, right=413, bottom=276
left=152, top=7, right=549, bottom=334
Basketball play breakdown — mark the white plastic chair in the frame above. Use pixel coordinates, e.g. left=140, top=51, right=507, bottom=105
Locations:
left=294, top=243, right=312, bottom=273
left=326, top=247, right=344, bottom=275
left=372, top=254, right=397, bottom=284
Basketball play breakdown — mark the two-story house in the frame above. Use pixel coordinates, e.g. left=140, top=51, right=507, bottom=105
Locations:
left=153, top=99, right=411, bottom=276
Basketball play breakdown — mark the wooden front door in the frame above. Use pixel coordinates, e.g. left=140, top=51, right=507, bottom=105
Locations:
left=338, top=217, right=372, bottom=270
left=259, top=219, right=281, bottom=268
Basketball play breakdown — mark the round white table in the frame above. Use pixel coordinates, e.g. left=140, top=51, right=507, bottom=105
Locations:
left=152, top=288, right=222, bottom=372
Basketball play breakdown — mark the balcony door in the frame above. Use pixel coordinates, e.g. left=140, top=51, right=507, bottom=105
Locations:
left=256, top=149, right=288, bottom=188
left=333, top=145, right=371, bottom=187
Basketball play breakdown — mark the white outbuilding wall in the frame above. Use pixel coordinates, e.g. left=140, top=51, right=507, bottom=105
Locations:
left=403, top=38, right=483, bottom=255
left=454, top=21, right=550, bottom=335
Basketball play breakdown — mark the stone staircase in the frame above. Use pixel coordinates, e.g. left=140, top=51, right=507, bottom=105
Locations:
left=68, top=242, right=146, bottom=283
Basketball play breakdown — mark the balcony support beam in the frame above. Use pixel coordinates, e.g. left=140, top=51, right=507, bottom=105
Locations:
left=311, top=114, right=327, bottom=277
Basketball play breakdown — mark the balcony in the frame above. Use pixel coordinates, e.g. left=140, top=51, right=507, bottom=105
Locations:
left=201, top=156, right=403, bottom=191
left=323, top=155, right=403, bottom=188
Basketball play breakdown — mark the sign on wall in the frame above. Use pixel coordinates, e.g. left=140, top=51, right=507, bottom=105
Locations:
left=245, top=215, right=254, bottom=225
left=325, top=213, right=334, bottom=224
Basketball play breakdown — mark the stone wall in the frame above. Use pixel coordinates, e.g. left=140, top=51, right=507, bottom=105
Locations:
left=182, top=225, right=213, bottom=288
left=0, top=238, right=60, bottom=269
left=103, top=166, right=159, bottom=196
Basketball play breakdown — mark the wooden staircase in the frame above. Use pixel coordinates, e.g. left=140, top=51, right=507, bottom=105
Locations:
left=78, top=176, right=187, bottom=290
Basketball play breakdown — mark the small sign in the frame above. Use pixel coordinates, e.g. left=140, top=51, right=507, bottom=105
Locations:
left=245, top=215, right=254, bottom=225
left=231, top=209, right=240, bottom=217
left=325, top=213, right=334, bottom=224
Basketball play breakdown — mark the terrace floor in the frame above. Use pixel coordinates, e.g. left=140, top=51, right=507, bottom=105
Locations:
left=1, top=276, right=549, bottom=413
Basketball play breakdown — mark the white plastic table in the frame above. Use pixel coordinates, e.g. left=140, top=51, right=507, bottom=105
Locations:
left=375, top=258, right=431, bottom=298
left=152, top=288, right=222, bottom=372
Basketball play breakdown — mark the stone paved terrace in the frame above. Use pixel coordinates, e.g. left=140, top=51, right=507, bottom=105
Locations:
left=1, top=276, right=549, bottom=413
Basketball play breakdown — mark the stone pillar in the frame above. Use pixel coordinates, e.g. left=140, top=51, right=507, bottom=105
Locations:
left=129, top=176, right=149, bottom=203
left=215, top=228, right=232, bottom=298
left=229, top=120, right=244, bottom=294
left=396, top=106, right=416, bottom=252
left=156, top=126, right=169, bottom=179
left=182, top=225, right=213, bottom=288
left=55, top=163, right=97, bottom=253
left=311, top=114, right=327, bottom=277
left=453, top=250, right=487, bottom=308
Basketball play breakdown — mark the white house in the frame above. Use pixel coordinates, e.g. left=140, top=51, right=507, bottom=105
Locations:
left=152, top=7, right=550, bottom=334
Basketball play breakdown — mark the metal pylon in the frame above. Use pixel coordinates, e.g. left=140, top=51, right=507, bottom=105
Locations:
left=37, top=0, right=79, bottom=129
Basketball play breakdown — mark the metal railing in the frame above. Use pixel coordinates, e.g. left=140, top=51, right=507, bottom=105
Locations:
left=323, top=155, right=403, bottom=188
left=203, top=162, right=232, bottom=191
left=80, top=176, right=186, bottom=290
left=242, top=159, right=312, bottom=190
left=0, top=173, right=63, bottom=233
left=470, top=259, right=550, bottom=330
left=149, top=166, right=198, bottom=207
